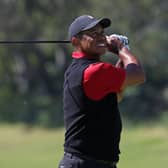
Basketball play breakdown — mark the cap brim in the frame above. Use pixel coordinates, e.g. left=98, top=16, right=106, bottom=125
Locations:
left=82, top=18, right=111, bottom=31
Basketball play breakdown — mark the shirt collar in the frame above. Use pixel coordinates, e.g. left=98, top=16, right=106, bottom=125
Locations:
left=72, top=51, right=99, bottom=59
left=72, top=51, right=86, bottom=58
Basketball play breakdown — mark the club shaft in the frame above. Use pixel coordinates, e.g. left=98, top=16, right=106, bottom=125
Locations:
left=0, top=40, right=71, bottom=44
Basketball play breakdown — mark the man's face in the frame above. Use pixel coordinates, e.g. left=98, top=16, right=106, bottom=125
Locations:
left=77, top=25, right=107, bottom=56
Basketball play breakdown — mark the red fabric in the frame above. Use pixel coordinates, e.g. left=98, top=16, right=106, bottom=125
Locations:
left=72, top=51, right=126, bottom=100
left=72, top=51, right=85, bottom=58
left=72, top=51, right=94, bottom=59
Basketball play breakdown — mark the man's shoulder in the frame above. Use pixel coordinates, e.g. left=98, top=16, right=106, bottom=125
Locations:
left=85, top=62, right=116, bottom=74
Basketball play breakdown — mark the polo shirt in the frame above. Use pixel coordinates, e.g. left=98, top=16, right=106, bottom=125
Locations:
left=72, top=51, right=126, bottom=100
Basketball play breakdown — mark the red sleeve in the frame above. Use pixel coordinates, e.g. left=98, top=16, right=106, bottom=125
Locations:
left=83, top=62, right=126, bottom=100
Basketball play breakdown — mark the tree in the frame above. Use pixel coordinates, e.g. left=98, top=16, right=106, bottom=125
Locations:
left=0, top=0, right=167, bottom=126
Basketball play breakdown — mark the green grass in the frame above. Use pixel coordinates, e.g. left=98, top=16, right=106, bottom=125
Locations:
left=118, top=125, right=168, bottom=168
left=0, top=124, right=168, bottom=168
left=0, top=124, right=64, bottom=168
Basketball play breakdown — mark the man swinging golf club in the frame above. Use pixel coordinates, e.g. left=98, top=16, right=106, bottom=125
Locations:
left=58, top=15, right=145, bottom=168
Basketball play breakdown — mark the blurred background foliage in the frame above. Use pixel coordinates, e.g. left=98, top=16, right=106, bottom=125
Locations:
left=0, top=0, right=167, bottom=127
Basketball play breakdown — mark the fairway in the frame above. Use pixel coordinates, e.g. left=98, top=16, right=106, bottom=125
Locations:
left=0, top=124, right=168, bottom=168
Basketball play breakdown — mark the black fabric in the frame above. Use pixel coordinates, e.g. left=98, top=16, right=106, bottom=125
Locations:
left=63, top=58, right=122, bottom=162
left=58, top=152, right=117, bottom=168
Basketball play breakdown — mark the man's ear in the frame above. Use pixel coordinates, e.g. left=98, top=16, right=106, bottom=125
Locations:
left=71, top=37, right=80, bottom=47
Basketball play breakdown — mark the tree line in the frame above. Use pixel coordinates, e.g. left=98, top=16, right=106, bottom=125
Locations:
left=0, top=0, right=167, bottom=127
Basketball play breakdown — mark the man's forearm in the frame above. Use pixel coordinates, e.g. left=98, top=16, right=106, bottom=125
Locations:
left=118, top=47, right=146, bottom=89
left=106, top=35, right=145, bottom=88
left=118, top=47, right=139, bottom=67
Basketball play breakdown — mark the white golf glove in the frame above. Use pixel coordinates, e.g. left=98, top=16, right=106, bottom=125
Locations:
left=110, top=34, right=130, bottom=50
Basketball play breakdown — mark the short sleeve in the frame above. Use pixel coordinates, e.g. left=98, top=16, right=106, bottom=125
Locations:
left=83, top=62, right=126, bottom=100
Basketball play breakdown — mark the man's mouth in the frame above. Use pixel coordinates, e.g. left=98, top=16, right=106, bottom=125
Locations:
left=96, top=43, right=106, bottom=47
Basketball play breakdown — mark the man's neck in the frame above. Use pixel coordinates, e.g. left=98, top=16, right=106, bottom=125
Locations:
left=72, top=50, right=100, bottom=60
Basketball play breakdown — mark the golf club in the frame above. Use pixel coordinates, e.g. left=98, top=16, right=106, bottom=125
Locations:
left=0, top=40, right=71, bottom=44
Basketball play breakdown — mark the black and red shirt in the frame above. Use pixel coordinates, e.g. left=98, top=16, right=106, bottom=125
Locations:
left=72, top=51, right=126, bottom=100
left=63, top=51, right=126, bottom=162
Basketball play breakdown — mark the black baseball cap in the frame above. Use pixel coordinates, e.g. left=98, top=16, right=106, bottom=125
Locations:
left=68, top=15, right=111, bottom=40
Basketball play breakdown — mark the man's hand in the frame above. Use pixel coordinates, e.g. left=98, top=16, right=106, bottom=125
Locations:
left=117, top=90, right=124, bottom=102
left=106, top=35, right=124, bottom=54
left=115, top=59, right=124, bottom=68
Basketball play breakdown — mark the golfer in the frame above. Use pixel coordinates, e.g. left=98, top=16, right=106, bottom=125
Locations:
left=58, top=15, right=145, bottom=168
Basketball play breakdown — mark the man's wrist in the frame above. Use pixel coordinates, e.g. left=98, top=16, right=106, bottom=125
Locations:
left=118, top=46, right=129, bottom=54
left=118, top=47, right=139, bottom=67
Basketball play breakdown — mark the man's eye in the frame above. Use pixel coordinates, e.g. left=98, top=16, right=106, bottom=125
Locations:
left=93, top=32, right=98, bottom=35
left=93, top=32, right=104, bottom=35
